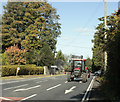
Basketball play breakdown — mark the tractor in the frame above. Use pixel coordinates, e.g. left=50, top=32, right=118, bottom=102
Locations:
left=67, top=55, right=88, bottom=83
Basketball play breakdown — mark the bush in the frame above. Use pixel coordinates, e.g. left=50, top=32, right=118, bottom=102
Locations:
left=2, top=65, right=44, bottom=77
left=3, top=45, right=26, bottom=65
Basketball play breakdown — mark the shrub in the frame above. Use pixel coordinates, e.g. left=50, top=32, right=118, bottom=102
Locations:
left=2, top=65, right=44, bottom=77
left=4, top=45, right=26, bottom=65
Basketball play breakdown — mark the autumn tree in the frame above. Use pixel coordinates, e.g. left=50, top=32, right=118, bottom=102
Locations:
left=3, top=45, right=26, bottom=65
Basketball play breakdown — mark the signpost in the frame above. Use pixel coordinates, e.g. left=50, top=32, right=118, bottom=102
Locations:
left=16, top=67, right=20, bottom=76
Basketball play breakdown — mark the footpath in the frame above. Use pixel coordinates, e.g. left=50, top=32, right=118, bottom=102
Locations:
left=89, top=77, right=109, bottom=102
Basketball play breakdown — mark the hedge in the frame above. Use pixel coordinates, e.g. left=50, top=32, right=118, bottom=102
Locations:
left=2, top=64, right=44, bottom=77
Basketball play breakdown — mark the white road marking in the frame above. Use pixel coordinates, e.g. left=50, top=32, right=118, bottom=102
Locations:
left=0, top=77, right=40, bottom=85
left=0, top=97, right=13, bottom=101
left=36, top=80, right=48, bottom=83
left=65, top=81, right=68, bottom=83
left=17, top=94, right=37, bottom=102
left=4, top=84, right=28, bottom=90
left=81, top=76, right=95, bottom=102
left=46, top=84, right=61, bottom=91
left=0, top=81, right=20, bottom=85
left=65, top=86, right=76, bottom=94
left=36, top=81, right=43, bottom=83
left=13, top=85, right=41, bottom=92
left=79, top=81, right=82, bottom=83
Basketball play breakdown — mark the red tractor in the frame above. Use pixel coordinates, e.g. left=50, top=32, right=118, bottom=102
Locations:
left=67, top=55, right=88, bottom=83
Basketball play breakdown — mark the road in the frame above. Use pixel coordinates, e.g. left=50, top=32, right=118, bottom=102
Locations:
left=0, top=74, right=94, bottom=101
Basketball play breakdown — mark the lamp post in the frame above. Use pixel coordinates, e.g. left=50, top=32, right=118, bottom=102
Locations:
left=104, top=0, right=107, bottom=71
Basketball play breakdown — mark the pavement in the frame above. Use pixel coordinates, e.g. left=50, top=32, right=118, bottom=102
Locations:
left=89, top=77, right=109, bottom=102
left=0, top=74, right=94, bottom=102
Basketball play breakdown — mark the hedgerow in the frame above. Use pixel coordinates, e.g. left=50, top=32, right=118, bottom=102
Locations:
left=2, top=65, right=44, bottom=77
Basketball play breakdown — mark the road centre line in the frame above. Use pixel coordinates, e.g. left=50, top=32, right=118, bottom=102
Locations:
left=36, top=80, right=48, bottom=83
left=0, top=97, right=13, bottom=101
left=46, top=84, right=61, bottom=91
left=0, top=75, right=63, bottom=85
left=81, top=76, right=95, bottom=102
left=4, top=84, right=28, bottom=90
left=0, top=80, right=20, bottom=85
left=13, top=85, right=41, bottom=92
left=17, top=94, right=37, bottom=102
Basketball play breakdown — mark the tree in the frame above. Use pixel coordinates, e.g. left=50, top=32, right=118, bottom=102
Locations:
left=86, top=57, right=92, bottom=71
left=37, top=44, right=55, bottom=66
left=92, top=9, right=120, bottom=100
left=92, top=17, right=106, bottom=71
left=2, top=1, right=61, bottom=54
left=3, top=45, right=26, bottom=65
left=55, top=50, right=65, bottom=61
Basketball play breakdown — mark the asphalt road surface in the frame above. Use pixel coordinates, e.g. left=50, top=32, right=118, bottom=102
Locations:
left=0, top=74, right=94, bottom=101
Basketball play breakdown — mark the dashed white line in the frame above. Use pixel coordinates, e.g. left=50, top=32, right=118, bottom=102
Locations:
left=13, top=85, right=41, bottom=92
left=0, top=78, right=40, bottom=85
left=46, top=84, right=61, bottom=91
left=36, top=81, right=43, bottom=83
left=17, top=94, right=37, bottom=102
left=36, top=80, right=48, bottom=83
left=4, top=84, right=28, bottom=90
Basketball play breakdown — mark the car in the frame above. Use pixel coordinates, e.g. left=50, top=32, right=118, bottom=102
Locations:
left=94, top=70, right=101, bottom=76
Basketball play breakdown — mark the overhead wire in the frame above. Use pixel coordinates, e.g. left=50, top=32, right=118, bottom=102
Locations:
left=63, top=2, right=102, bottom=45
left=58, top=2, right=102, bottom=53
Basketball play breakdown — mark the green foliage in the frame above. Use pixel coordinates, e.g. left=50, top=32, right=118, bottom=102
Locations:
left=56, top=50, right=65, bottom=61
left=2, top=65, right=44, bottom=77
left=2, top=1, right=61, bottom=53
left=2, top=1, right=61, bottom=67
left=92, top=9, right=120, bottom=100
left=86, top=57, right=92, bottom=71
left=38, top=44, right=55, bottom=66
left=2, top=52, right=9, bottom=65
left=92, top=17, right=106, bottom=71
left=103, top=10, right=120, bottom=100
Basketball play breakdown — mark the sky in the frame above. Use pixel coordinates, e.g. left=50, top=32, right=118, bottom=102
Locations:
left=0, top=0, right=119, bottom=59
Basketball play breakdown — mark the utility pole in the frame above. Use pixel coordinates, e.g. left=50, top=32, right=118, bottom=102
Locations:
left=104, top=0, right=107, bottom=71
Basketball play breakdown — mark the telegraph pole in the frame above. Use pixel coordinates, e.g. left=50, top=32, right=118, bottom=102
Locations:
left=104, top=0, right=107, bottom=71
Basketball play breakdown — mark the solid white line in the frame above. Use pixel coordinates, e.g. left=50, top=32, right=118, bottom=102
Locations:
left=4, top=84, right=28, bottom=90
left=14, top=85, right=41, bottom=92
left=0, top=97, right=13, bottom=101
left=17, top=94, right=37, bottom=102
left=81, top=76, right=95, bottom=102
left=46, top=84, right=61, bottom=91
